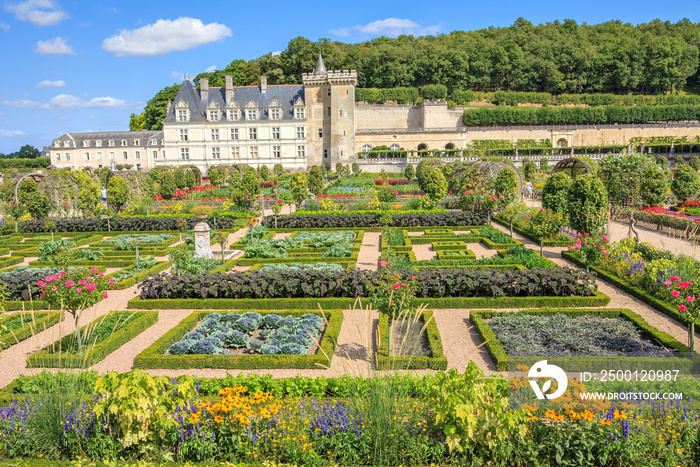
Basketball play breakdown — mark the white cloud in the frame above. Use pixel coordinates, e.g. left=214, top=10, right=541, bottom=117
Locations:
left=2, top=99, right=40, bottom=108
left=0, top=22, right=10, bottom=31
left=35, top=37, right=76, bottom=55
left=0, top=130, right=24, bottom=137
left=271, top=51, right=281, bottom=56
left=330, top=18, right=441, bottom=37
left=38, top=94, right=141, bottom=111
left=171, top=71, right=186, bottom=81
left=204, top=64, right=217, bottom=73
left=4, top=0, right=68, bottom=26
left=36, top=79, right=66, bottom=88
left=102, top=17, right=232, bottom=57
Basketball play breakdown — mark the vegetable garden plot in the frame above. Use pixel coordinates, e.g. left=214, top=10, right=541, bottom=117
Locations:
left=134, top=310, right=343, bottom=370
left=0, top=311, right=62, bottom=349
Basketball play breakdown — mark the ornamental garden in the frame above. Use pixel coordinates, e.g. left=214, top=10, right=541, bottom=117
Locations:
left=0, top=158, right=699, bottom=466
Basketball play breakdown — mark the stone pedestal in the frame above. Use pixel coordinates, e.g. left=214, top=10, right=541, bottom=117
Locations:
left=193, top=222, right=213, bottom=259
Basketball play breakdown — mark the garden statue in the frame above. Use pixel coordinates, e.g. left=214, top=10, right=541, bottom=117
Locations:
left=193, top=221, right=213, bottom=259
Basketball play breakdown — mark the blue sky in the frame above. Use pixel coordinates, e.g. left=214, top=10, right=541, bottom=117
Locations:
left=0, top=0, right=699, bottom=154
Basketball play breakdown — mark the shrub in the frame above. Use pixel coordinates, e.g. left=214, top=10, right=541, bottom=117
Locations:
left=675, top=155, right=685, bottom=166
left=657, top=155, right=669, bottom=169
left=421, top=169, right=448, bottom=202
left=599, top=153, right=656, bottom=207
left=308, top=166, right=323, bottom=195
left=690, top=156, right=700, bottom=171
left=539, top=158, right=550, bottom=171
left=541, top=172, right=571, bottom=215
left=566, top=174, right=608, bottom=234
left=494, top=168, right=519, bottom=204
left=451, top=89, right=474, bottom=105
left=404, top=164, right=415, bottom=180
left=640, top=164, right=670, bottom=207
left=273, top=164, right=284, bottom=177
left=107, top=176, right=130, bottom=212
left=351, top=162, right=360, bottom=174
left=208, top=168, right=221, bottom=187
left=261, top=211, right=488, bottom=228
left=416, top=158, right=443, bottom=191
left=523, top=160, right=538, bottom=180
left=289, top=172, right=308, bottom=206
left=421, top=84, right=448, bottom=100
left=257, top=165, right=270, bottom=181
left=17, top=179, right=53, bottom=218
left=159, top=171, right=176, bottom=200
left=672, top=164, right=700, bottom=202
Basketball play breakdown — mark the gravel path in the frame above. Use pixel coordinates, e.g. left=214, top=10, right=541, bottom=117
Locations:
left=356, top=232, right=380, bottom=271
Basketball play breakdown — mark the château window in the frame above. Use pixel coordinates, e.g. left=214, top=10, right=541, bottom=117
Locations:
left=108, top=140, right=115, bottom=147
left=296, top=127, right=305, bottom=139
left=83, top=141, right=90, bottom=147
left=272, top=146, right=281, bottom=158
left=318, top=129, right=322, bottom=138
left=248, top=128, right=257, bottom=140
left=96, top=140, right=102, bottom=147
left=269, top=108, right=281, bottom=120
left=121, top=140, right=127, bottom=146
left=327, top=107, right=331, bottom=117
left=361, top=144, right=372, bottom=152
left=250, top=147, right=258, bottom=158
left=135, top=151, right=141, bottom=159
left=123, top=151, right=128, bottom=160
left=271, top=127, right=280, bottom=139
left=110, top=152, right=115, bottom=160
left=228, top=110, right=239, bottom=120
left=66, top=153, right=71, bottom=161
left=212, top=147, right=220, bottom=159
left=295, top=108, right=305, bottom=119
left=177, top=109, right=188, bottom=122
left=56, top=153, right=61, bottom=161
left=84, top=152, right=89, bottom=161
left=97, top=152, right=103, bottom=160
left=296, top=146, right=305, bottom=158
left=230, top=128, right=239, bottom=140
left=211, top=129, right=219, bottom=141
left=180, top=148, right=190, bottom=160
left=231, top=147, right=239, bottom=159
left=179, top=129, right=188, bottom=141
left=390, top=144, right=400, bottom=151
left=246, top=109, right=258, bottom=120
left=152, top=150, right=158, bottom=159
left=134, top=140, right=140, bottom=146
left=324, top=149, right=328, bottom=159
left=208, top=110, right=220, bottom=121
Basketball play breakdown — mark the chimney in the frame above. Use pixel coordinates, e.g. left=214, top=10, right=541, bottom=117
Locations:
left=166, top=99, right=172, bottom=112
left=260, top=75, right=267, bottom=94
left=225, top=75, right=233, bottom=102
left=200, top=77, right=209, bottom=101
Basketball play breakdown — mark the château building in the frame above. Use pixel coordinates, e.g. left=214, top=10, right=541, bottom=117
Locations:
left=46, top=54, right=700, bottom=173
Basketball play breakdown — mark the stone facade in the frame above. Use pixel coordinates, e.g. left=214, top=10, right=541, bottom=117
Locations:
left=47, top=131, right=163, bottom=170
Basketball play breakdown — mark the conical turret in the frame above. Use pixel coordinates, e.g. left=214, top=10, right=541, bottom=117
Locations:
left=313, top=53, right=327, bottom=75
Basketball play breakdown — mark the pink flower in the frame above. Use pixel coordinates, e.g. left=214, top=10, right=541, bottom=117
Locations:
left=664, top=281, right=672, bottom=286
left=51, top=286, right=57, bottom=291
left=79, top=279, right=86, bottom=286
left=91, top=268, right=99, bottom=274
left=36, top=280, right=46, bottom=287
left=103, top=292, right=108, bottom=299
left=76, top=288, right=82, bottom=294
left=584, top=233, right=589, bottom=237
left=672, top=290, right=680, bottom=298
left=670, top=276, right=681, bottom=281
left=379, top=260, right=386, bottom=268
left=65, top=281, right=75, bottom=287
left=40, top=293, right=45, bottom=297
left=679, top=305, right=687, bottom=312
left=86, top=284, right=96, bottom=292
left=108, top=278, right=114, bottom=285
left=525, top=214, right=530, bottom=219
left=688, top=296, right=695, bottom=303
left=98, top=273, right=104, bottom=277
left=393, top=283, right=401, bottom=289
left=411, top=276, right=417, bottom=279
left=680, top=281, right=691, bottom=290
left=540, top=208, right=544, bottom=212
left=599, top=245, right=605, bottom=250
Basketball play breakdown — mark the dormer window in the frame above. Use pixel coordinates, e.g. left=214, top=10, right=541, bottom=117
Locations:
left=96, top=140, right=102, bottom=147
left=121, top=140, right=127, bottom=146
left=63, top=141, right=70, bottom=148
left=295, top=108, right=305, bottom=119
left=208, top=110, right=220, bottom=121
left=177, top=109, right=189, bottom=122
left=150, top=140, right=156, bottom=145
left=108, top=140, right=115, bottom=147
left=134, top=139, right=140, bottom=146
left=228, top=109, right=239, bottom=120
left=269, top=108, right=281, bottom=120
left=82, top=141, right=90, bottom=147
left=246, top=109, right=258, bottom=120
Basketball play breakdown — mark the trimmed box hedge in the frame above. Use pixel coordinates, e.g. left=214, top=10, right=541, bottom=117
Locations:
left=375, top=310, right=447, bottom=370
left=26, top=310, right=158, bottom=369
left=19, top=217, right=243, bottom=233
left=29, top=260, right=135, bottom=268
left=0, top=311, right=62, bottom=349
left=106, top=261, right=172, bottom=290
left=493, top=217, right=572, bottom=247
left=5, top=300, right=50, bottom=310
left=263, top=211, right=489, bottom=229
left=133, top=309, right=342, bottom=370
left=471, top=308, right=692, bottom=372
left=562, top=250, right=700, bottom=327
left=127, top=292, right=610, bottom=311
left=0, top=256, right=24, bottom=270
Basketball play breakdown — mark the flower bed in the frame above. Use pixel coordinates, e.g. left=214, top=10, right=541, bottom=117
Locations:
left=375, top=310, right=446, bottom=370
left=641, top=206, right=700, bottom=224
left=266, top=211, right=488, bottom=228
left=133, top=310, right=341, bottom=369
left=471, top=308, right=689, bottom=371
left=18, top=217, right=243, bottom=232
left=26, top=310, right=158, bottom=368
left=0, top=311, right=62, bottom=349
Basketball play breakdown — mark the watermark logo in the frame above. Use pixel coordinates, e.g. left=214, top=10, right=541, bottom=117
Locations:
left=528, top=360, right=568, bottom=400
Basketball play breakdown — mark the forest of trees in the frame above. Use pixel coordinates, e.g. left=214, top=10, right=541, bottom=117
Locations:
left=131, top=18, right=700, bottom=131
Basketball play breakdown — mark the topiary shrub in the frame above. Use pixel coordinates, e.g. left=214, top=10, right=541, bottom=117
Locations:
left=494, top=167, right=519, bottom=204
left=422, top=168, right=448, bottom=203
left=159, top=171, right=176, bottom=200
left=273, top=163, right=284, bottom=177
left=107, top=175, right=130, bottom=212
left=539, top=158, right=550, bottom=171
left=421, top=84, right=448, bottom=100
left=671, top=164, right=700, bottom=203
left=657, top=155, right=669, bottom=169
left=640, top=164, right=670, bottom=207
left=566, top=174, right=608, bottom=234
left=416, top=158, right=442, bottom=189
left=523, top=160, right=538, bottom=180
left=541, top=172, right=572, bottom=215
left=690, top=156, right=700, bottom=171
left=675, top=155, right=685, bottom=167
left=404, top=164, right=415, bottom=180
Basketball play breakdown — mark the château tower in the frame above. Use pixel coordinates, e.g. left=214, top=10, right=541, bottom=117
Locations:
left=302, top=53, right=358, bottom=168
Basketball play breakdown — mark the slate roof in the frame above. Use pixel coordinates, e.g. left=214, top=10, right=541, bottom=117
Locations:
left=163, top=80, right=305, bottom=123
